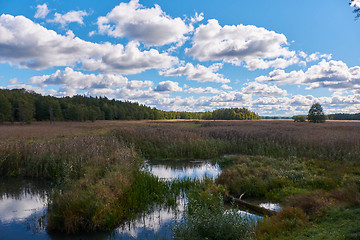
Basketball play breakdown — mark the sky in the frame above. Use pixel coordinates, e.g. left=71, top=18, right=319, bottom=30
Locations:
left=0, top=0, right=359, bottom=116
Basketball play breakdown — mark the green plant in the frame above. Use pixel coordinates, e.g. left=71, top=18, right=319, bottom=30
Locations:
left=173, top=192, right=254, bottom=240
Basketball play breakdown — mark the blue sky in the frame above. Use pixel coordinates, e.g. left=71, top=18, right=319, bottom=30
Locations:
left=0, top=0, right=359, bottom=116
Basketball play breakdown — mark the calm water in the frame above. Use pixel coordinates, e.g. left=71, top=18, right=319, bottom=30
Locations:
left=142, top=160, right=222, bottom=180
left=0, top=160, right=279, bottom=240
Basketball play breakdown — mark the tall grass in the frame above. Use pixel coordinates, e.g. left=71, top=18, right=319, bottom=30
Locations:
left=47, top=171, right=180, bottom=234
left=173, top=187, right=254, bottom=240
left=112, top=120, right=360, bottom=162
left=0, top=134, right=137, bottom=182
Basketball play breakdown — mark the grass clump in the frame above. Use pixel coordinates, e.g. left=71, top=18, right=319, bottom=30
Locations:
left=173, top=187, right=254, bottom=240
left=47, top=170, right=177, bottom=234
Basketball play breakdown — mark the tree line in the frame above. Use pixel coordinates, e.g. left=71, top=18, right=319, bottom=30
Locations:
left=328, top=113, right=360, bottom=120
left=0, top=89, right=260, bottom=123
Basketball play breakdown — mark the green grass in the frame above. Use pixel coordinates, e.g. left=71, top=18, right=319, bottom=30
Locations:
left=173, top=182, right=254, bottom=240
left=216, top=155, right=360, bottom=201
left=276, top=208, right=360, bottom=240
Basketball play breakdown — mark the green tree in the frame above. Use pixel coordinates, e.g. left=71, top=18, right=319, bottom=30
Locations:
left=0, top=93, right=12, bottom=123
left=308, top=103, right=326, bottom=123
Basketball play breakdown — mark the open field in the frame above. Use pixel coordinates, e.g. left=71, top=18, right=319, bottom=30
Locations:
left=1, top=119, right=359, bottom=140
left=1, top=120, right=360, bottom=239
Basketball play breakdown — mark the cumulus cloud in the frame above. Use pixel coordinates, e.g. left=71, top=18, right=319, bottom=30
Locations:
left=190, top=12, right=204, bottom=23
left=82, top=41, right=177, bottom=74
left=34, top=4, right=50, bottom=19
left=186, top=19, right=295, bottom=69
left=0, top=14, right=177, bottom=73
left=29, top=67, right=128, bottom=90
left=7, top=83, right=45, bottom=94
left=160, top=63, right=230, bottom=83
left=144, top=90, right=253, bottom=112
left=252, top=94, right=360, bottom=115
left=256, top=69, right=305, bottom=85
left=49, top=10, right=88, bottom=27
left=126, top=80, right=153, bottom=89
left=305, top=52, right=332, bottom=62
left=154, top=81, right=182, bottom=92
left=185, top=87, right=221, bottom=94
left=241, top=82, right=287, bottom=97
left=90, top=87, right=167, bottom=101
left=221, top=84, right=232, bottom=90
left=97, top=0, right=191, bottom=46
left=256, top=60, right=360, bottom=92
left=244, top=56, right=300, bottom=70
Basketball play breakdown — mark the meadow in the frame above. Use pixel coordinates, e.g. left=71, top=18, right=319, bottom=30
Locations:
left=0, top=120, right=359, bottom=239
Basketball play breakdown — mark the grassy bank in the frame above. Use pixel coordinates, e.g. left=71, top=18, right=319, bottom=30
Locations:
left=214, top=154, right=360, bottom=239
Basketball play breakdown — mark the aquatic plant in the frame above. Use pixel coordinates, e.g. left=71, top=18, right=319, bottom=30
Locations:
left=173, top=191, right=254, bottom=240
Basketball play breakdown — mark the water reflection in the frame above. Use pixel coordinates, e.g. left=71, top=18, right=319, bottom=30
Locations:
left=115, top=197, right=186, bottom=240
left=0, top=160, right=279, bottom=240
left=143, top=160, right=221, bottom=180
left=0, top=178, right=50, bottom=240
left=259, top=203, right=281, bottom=212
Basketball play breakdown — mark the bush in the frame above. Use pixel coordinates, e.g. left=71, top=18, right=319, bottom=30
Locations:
left=293, top=115, right=306, bottom=122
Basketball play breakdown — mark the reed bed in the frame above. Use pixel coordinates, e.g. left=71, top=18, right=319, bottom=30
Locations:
left=112, top=120, right=360, bottom=162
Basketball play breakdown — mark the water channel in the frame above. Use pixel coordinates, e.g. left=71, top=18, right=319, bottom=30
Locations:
left=0, top=160, right=279, bottom=239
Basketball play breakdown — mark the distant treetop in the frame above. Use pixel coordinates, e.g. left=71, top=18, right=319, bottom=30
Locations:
left=308, top=103, right=326, bottom=123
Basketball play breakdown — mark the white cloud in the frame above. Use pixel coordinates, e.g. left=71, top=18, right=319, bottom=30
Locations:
left=154, top=81, right=182, bottom=92
left=7, top=83, right=45, bottom=94
left=256, top=60, right=360, bottom=92
left=0, top=14, right=177, bottom=74
left=8, top=78, right=17, bottom=84
left=126, top=80, right=153, bottom=89
left=82, top=41, right=178, bottom=74
left=91, top=87, right=167, bottom=101
left=305, top=52, right=332, bottom=62
left=49, top=10, right=88, bottom=27
left=256, top=69, right=305, bottom=85
left=97, top=0, right=191, bottom=46
left=241, top=82, right=287, bottom=97
left=34, top=4, right=50, bottom=19
left=29, top=67, right=128, bottom=90
left=221, top=84, right=232, bottom=90
left=244, top=56, right=299, bottom=70
left=190, top=12, right=204, bottom=23
left=185, top=87, right=221, bottom=94
left=160, top=62, right=230, bottom=83
left=186, top=19, right=294, bottom=69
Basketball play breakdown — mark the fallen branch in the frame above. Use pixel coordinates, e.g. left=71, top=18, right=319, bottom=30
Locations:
left=224, top=195, right=276, bottom=217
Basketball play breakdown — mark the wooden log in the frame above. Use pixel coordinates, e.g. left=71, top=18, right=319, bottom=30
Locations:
left=224, top=195, right=276, bottom=217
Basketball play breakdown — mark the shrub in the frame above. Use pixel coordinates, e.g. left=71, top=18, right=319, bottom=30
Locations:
left=293, top=115, right=306, bottom=122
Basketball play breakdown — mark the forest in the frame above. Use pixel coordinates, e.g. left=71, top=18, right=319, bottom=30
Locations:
left=0, top=89, right=260, bottom=123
